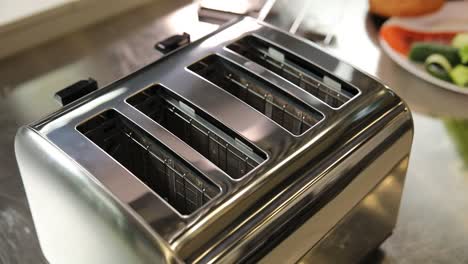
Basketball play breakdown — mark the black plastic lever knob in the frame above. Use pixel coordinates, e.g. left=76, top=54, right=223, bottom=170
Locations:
left=54, top=78, right=98, bottom=106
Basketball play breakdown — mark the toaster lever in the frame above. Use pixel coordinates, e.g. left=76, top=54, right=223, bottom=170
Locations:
left=155, top=33, right=190, bottom=54
left=54, top=78, right=98, bottom=106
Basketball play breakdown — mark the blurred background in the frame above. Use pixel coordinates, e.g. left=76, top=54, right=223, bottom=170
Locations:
left=1, top=0, right=468, bottom=263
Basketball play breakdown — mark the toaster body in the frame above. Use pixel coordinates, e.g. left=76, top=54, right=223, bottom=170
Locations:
left=15, top=17, right=413, bottom=263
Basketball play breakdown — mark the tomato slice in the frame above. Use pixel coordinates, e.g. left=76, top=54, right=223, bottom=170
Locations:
left=380, top=25, right=457, bottom=55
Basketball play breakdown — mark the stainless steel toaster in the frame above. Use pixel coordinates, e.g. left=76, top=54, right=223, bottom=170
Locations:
left=15, top=17, right=413, bottom=264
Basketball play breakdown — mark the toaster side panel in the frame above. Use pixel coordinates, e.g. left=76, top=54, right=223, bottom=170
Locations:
left=297, top=157, right=410, bottom=263
left=256, top=110, right=413, bottom=264
left=206, top=106, right=413, bottom=263
left=14, top=127, right=179, bottom=264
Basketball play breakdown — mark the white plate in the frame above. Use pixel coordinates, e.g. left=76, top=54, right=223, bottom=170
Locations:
left=379, top=1, right=468, bottom=94
left=380, top=36, right=468, bottom=95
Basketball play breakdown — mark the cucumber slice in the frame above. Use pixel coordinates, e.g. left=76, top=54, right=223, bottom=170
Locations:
left=409, top=42, right=460, bottom=66
left=450, top=65, right=468, bottom=87
left=425, top=54, right=452, bottom=72
left=452, top=33, right=468, bottom=49
left=459, top=45, right=468, bottom=64
left=425, top=54, right=452, bottom=82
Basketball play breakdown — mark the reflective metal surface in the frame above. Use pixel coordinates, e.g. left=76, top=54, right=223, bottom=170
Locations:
left=263, top=1, right=468, bottom=263
left=299, top=158, right=409, bottom=263
left=15, top=127, right=180, bottom=264
left=0, top=1, right=217, bottom=263
left=15, top=15, right=412, bottom=263
left=9, top=0, right=468, bottom=263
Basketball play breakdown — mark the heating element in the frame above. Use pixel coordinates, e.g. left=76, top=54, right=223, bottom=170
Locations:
left=15, top=17, right=413, bottom=264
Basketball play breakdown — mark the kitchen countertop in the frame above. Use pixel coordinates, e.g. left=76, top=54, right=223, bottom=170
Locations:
left=1, top=0, right=467, bottom=263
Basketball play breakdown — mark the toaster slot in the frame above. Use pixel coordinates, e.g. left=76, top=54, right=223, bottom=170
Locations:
left=188, top=54, right=323, bottom=136
left=127, top=85, right=266, bottom=179
left=227, top=36, right=359, bottom=108
left=77, top=110, right=219, bottom=215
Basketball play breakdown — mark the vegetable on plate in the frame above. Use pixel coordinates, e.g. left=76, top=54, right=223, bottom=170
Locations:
left=452, top=33, right=468, bottom=49
left=450, top=65, right=468, bottom=87
left=459, top=46, right=468, bottom=64
left=407, top=33, right=468, bottom=88
left=424, top=54, right=452, bottom=82
left=409, top=42, right=460, bottom=66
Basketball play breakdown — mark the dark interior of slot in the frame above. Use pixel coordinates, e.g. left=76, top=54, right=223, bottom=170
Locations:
left=188, top=54, right=324, bottom=135
left=227, top=35, right=359, bottom=108
left=127, top=85, right=266, bottom=179
left=77, top=110, right=219, bottom=215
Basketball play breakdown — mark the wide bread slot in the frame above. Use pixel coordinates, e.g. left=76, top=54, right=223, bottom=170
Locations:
left=77, top=110, right=219, bottom=215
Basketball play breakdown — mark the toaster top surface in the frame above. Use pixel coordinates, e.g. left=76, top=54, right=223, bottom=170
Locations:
left=27, top=17, right=407, bottom=259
